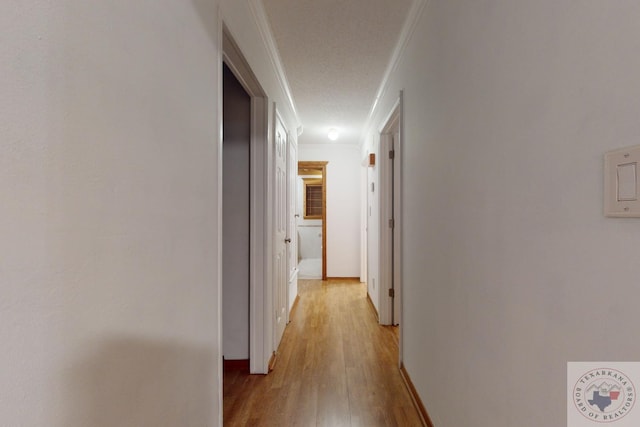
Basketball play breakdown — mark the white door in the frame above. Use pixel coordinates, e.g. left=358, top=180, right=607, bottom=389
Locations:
left=391, top=132, right=400, bottom=325
left=385, top=132, right=401, bottom=325
left=274, top=112, right=288, bottom=349
left=382, top=133, right=396, bottom=325
left=286, top=139, right=298, bottom=323
left=379, top=99, right=402, bottom=327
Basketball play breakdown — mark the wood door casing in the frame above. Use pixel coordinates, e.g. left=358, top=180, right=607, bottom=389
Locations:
left=297, top=161, right=328, bottom=280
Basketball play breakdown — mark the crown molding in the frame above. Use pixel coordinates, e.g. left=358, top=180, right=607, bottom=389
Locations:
left=361, top=0, right=429, bottom=147
left=248, top=0, right=301, bottom=129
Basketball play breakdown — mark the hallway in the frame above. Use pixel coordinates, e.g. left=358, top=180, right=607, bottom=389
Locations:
left=223, top=279, right=423, bottom=426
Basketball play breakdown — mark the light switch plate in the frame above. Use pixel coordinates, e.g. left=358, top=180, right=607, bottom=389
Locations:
left=604, top=145, right=640, bottom=217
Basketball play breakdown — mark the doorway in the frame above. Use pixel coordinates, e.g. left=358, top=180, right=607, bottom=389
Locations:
left=222, top=27, right=270, bottom=375
left=297, top=161, right=327, bottom=280
left=222, top=63, right=250, bottom=370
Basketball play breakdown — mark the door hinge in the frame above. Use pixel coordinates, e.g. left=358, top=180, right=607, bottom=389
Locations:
left=389, top=150, right=395, bottom=159
left=389, top=218, right=395, bottom=228
left=389, top=288, right=395, bottom=298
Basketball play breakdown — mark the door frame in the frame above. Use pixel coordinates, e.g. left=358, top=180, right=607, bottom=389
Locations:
left=378, top=92, right=404, bottom=364
left=297, top=161, right=328, bottom=280
left=222, top=26, right=271, bottom=375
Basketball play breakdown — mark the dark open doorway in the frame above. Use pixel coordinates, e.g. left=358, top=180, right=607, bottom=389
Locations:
left=222, top=63, right=251, bottom=373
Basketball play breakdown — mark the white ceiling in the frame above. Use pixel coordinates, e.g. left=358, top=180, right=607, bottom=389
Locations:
left=261, top=0, right=413, bottom=144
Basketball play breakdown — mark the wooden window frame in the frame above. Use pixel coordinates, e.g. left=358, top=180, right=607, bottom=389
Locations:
left=303, top=178, right=323, bottom=219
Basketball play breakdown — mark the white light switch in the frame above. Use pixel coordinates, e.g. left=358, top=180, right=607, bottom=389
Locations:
left=605, top=145, right=640, bottom=217
left=617, top=163, right=637, bottom=201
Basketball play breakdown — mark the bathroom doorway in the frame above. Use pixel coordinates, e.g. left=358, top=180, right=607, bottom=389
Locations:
left=297, top=161, right=327, bottom=280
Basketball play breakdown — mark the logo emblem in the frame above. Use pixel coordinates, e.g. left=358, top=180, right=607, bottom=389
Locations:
left=573, top=368, right=636, bottom=423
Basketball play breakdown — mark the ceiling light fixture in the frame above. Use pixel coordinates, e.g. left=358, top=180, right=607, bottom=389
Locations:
left=327, top=128, right=339, bottom=141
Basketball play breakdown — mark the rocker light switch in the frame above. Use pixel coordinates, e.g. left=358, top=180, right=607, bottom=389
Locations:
left=617, top=163, right=637, bottom=201
left=605, top=145, right=640, bottom=217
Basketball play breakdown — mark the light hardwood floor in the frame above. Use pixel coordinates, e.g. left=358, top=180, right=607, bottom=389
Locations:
left=223, top=279, right=423, bottom=426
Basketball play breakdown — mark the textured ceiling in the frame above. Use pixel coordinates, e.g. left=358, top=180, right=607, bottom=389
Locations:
left=262, top=0, right=413, bottom=144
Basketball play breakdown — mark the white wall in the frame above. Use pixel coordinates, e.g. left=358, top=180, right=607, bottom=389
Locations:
left=365, top=1, right=640, bottom=425
left=1, top=1, right=221, bottom=425
left=298, top=143, right=361, bottom=278
left=364, top=144, right=380, bottom=310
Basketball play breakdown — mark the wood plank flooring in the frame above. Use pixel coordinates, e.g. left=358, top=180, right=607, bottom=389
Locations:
left=223, top=279, right=423, bottom=426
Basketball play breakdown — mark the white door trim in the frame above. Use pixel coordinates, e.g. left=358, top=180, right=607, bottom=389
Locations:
left=395, top=91, right=404, bottom=366
left=222, top=25, right=271, bottom=375
left=378, top=92, right=404, bottom=366
left=215, top=8, right=223, bottom=427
